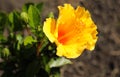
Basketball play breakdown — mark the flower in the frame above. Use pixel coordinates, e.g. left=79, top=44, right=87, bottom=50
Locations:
left=43, top=4, right=98, bottom=58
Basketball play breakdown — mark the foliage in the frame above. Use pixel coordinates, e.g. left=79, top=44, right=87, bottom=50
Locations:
left=0, top=3, right=71, bottom=77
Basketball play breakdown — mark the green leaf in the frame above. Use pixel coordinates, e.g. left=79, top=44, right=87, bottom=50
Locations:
left=2, top=47, right=10, bottom=57
left=28, top=5, right=40, bottom=28
left=49, top=57, right=72, bottom=68
left=48, top=12, right=54, bottom=18
left=16, top=34, right=23, bottom=50
left=8, top=12, right=13, bottom=23
left=36, top=2, right=44, bottom=13
left=8, top=11, right=23, bottom=31
left=0, top=12, right=7, bottom=41
left=0, top=47, right=3, bottom=57
left=16, top=34, right=23, bottom=44
left=0, top=34, right=6, bottom=42
left=0, top=12, right=7, bottom=29
left=24, top=36, right=36, bottom=46
left=22, top=3, right=34, bottom=12
left=21, top=12, right=29, bottom=23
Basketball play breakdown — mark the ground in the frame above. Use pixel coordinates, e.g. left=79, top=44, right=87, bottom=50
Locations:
left=0, top=0, right=120, bottom=77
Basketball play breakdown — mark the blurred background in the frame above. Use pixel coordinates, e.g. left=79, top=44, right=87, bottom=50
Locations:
left=0, top=0, right=120, bottom=77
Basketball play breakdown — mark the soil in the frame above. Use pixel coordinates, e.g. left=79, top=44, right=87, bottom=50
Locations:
left=0, top=0, right=120, bottom=77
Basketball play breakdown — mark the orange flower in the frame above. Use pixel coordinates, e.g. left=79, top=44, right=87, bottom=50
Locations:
left=43, top=4, right=98, bottom=58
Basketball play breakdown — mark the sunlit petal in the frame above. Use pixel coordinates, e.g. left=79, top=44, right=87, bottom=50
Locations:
left=43, top=18, right=56, bottom=43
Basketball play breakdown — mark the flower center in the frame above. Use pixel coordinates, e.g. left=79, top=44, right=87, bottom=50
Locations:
left=58, top=30, right=74, bottom=45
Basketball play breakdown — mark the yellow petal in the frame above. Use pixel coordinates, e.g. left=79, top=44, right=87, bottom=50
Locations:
left=56, top=43, right=85, bottom=58
left=57, top=4, right=76, bottom=35
left=43, top=18, right=56, bottom=43
left=75, top=6, right=92, bottom=27
left=86, top=29, right=98, bottom=50
left=58, top=4, right=75, bottom=24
